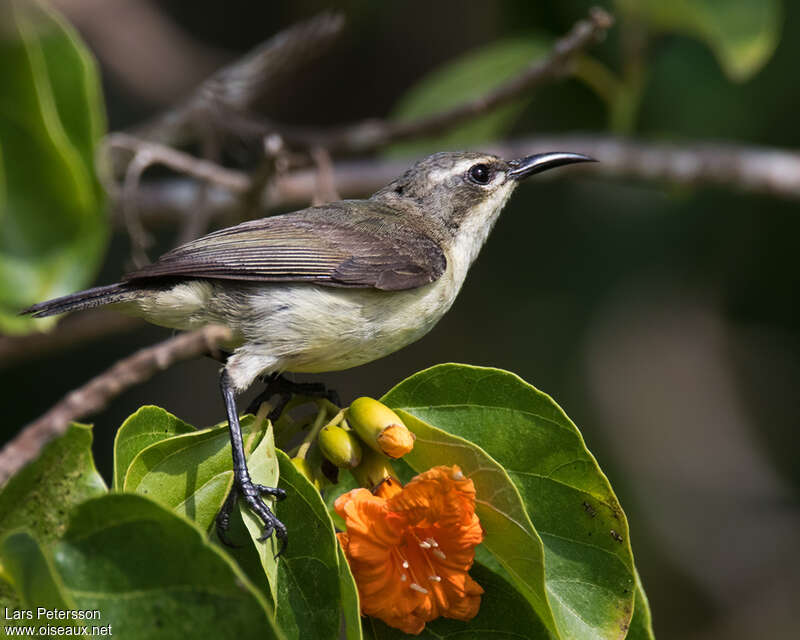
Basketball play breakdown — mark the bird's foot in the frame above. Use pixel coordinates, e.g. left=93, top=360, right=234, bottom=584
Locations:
left=216, top=480, right=288, bottom=556
left=246, top=373, right=341, bottom=418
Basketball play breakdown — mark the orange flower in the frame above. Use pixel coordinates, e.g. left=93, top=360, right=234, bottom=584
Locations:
left=335, top=465, right=484, bottom=635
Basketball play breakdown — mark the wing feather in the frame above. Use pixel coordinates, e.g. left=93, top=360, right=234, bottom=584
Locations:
left=124, top=202, right=446, bottom=291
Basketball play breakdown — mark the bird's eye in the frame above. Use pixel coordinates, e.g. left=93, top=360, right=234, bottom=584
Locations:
left=468, top=163, right=492, bottom=185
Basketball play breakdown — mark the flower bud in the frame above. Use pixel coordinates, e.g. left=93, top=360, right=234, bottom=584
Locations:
left=318, top=425, right=363, bottom=468
left=347, top=397, right=415, bottom=458
left=350, top=447, right=398, bottom=491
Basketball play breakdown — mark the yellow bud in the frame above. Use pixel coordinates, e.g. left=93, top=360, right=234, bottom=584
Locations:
left=347, top=397, right=415, bottom=458
left=350, top=447, right=398, bottom=491
left=318, top=425, right=363, bottom=468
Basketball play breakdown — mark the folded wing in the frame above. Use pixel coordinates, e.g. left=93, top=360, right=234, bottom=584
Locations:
left=124, top=203, right=446, bottom=291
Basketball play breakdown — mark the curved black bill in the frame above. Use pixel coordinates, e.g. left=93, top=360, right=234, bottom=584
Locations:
left=507, top=152, right=596, bottom=180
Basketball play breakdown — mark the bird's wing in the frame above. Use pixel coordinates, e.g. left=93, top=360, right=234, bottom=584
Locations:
left=124, top=203, right=446, bottom=291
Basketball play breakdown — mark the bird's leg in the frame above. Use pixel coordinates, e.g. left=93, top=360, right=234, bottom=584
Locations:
left=218, top=369, right=288, bottom=555
left=246, top=372, right=341, bottom=419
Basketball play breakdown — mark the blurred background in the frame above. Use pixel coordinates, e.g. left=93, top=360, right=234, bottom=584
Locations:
left=1, top=1, right=798, bottom=637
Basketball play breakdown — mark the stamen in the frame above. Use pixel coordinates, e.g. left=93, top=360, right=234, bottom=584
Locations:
left=402, top=560, right=409, bottom=569
left=428, top=575, right=441, bottom=582
left=419, top=541, right=431, bottom=549
left=409, top=583, right=429, bottom=594
left=425, top=538, right=439, bottom=547
left=400, top=574, right=407, bottom=582
left=432, top=549, right=446, bottom=560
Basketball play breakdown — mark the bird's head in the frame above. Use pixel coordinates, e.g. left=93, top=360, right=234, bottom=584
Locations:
left=374, top=150, right=595, bottom=236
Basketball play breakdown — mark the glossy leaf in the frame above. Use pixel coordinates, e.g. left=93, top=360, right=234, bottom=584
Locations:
left=51, top=493, right=280, bottom=638
left=615, top=0, right=781, bottom=81
left=238, top=420, right=281, bottom=601
left=123, top=414, right=266, bottom=533
left=383, top=364, right=649, bottom=640
left=386, top=37, right=549, bottom=158
left=272, top=450, right=342, bottom=640
left=0, top=0, right=107, bottom=333
left=113, top=405, right=196, bottom=490
left=0, top=423, right=106, bottom=546
left=338, top=543, right=364, bottom=640
left=361, top=563, right=550, bottom=640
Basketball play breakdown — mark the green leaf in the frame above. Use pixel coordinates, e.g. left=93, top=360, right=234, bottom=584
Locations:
left=123, top=414, right=266, bottom=533
left=0, top=423, right=106, bottom=546
left=362, top=563, right=550, bottom=640
left=0, top=531, right=74, bottom=610
left=615, top=0, right=782, bottom=81
left=386, top=37, right=549, bottom=158
left=627, top=568, right=656, bottom=640
left=383, top=364, right=648, bottom=640
left=0, top=0, right=108, bottom=333
left=271, top=450, right=342, bottom=640
left=113, top=405, right=196, bottom=490
left=238, top=420, right=281, bottom=601
left=51, top=493, right=280, bottom=638
left=338, top=543, right=363, bottom=640
left=324, top=467, right=359, bottom=531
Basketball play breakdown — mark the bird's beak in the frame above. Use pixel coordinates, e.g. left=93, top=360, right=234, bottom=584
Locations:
left=507, top=152, right=596, bottom=180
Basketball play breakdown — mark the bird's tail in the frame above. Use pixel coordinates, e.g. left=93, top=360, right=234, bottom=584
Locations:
left=19, top=282, right=139, bottom=318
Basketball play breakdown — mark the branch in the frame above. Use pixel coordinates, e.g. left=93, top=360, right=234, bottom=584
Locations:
left=133, top=11, right=345, bottom=148
left=279, top=8, right=614, bottom=153
left=0, top=325, right=233, bottom=487
left=126, top=135, right=800, bottom=229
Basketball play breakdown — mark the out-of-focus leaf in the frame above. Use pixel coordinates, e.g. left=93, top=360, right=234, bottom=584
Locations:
left=615, top=0, right=781, bottom=81
left=51, top=493, right=280, bottom=638
left=0, top=531, right=73, bottom=610
left=123, top=414, right=266, bottom=533
left=383, top=364, right=649, bottom=640
left=0, top=423, right=106, bottom=546
left=0, top=0, right=108, bottom=333
left=361, top=563, right=550, bottom=640
left=113, top=405, right=196, bottom=490
left=386, top=37, right=549, bottom=158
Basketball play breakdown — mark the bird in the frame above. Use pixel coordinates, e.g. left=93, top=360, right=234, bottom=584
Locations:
left=22, top=150, right=594, bottom=553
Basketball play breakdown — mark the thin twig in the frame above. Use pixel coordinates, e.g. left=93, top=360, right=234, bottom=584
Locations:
left=132, top=12, right=346, bottom=148
left=310, top=147, right=340, bottom=205
left=276, top=7, right=614, bottom=153
left=110, top=133, right=251, bottom=192
left=121, top=147, right=157, bottom=266
left=0, top=325, right=233, bottom=487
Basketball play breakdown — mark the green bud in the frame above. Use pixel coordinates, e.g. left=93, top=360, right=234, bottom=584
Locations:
left=347, top=397, right=414, bottom=458
left=350, top=447, right=398, bottom=491
left=318, top=425, right=363, bottom=468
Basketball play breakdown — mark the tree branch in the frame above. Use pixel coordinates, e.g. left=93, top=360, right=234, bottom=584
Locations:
left=0, top=325, right=233, bottom=487
left=277, top=8, right=614, bottom=153
left=126, top=135, right=800, bottom=230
